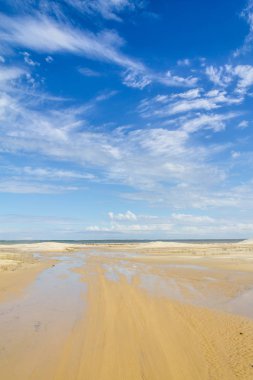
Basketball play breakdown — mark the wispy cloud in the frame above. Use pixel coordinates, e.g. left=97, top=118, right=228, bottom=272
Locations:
left=171, top=213, right=215, bottom=223
left=22, top=166, right=95, bottom=180
left=0, top=180, right=78, bottom=194
left=84, top=211, right=253, bottom=237
left=0, top=77, right=231, bottom=201
left=0, top=66, right=26, bottom=83
left=85, top=222, right=173, bottom=234
left=78, top=67, right=101, bottom=77
left=108, top=210, right=137, bottom=221
left=177, top=58, right=191, bottom=66
left=181, top=113, right=237, bottom=133
left=138, top=88, right=242, bottom=119
left=122, top=69, right=152, bottom=89
left=234, top=0, right=253, bottom=56
left=0, top=12, right=202, bottom=90
left=205, top=65, right=233, bottom=87
left=205, top=64, right=253, bottom=94
left=45, top=55, right=53, bottom=63
left=162, top=70, right=198, bottom=87
left=238, top=120, right=249, bottom=129
left=64, top=0, right=145, bottom=22
left=22, top=51, right=40, bottom=66
left=0, top=57, right=248, bottom=218
left=0, top=13, right=143, bottom=71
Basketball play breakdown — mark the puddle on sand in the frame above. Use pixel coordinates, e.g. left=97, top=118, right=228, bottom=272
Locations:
left=140, top=274, right=183, bottom=300
left=139, top=270, right=253, bottom=320
left=33, top=252, right=43, bottom=259
left=102, top=261, right=140, bottom=283
left=164, top=263, right=208, bottom=271
left=99, top=254, right=253, bottom=320
left=101, top=258, right=207, bottom=304
left=89, top=249, right=141, bottom=261
left=224, top=287, right=253, bottom=319
left=103, top=263, right=120, bottom=282
left=0, top=253, right=87, bottom=378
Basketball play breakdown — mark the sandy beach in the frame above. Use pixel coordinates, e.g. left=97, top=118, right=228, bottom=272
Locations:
left=0, top=241, right=253, bottom=379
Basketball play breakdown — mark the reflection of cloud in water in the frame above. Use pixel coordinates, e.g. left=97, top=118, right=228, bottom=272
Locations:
left=100, top=252, right=253, bottom=320
left=225, top=288, right=253, bottom=319
left=102, top=261, right=140, bottom=283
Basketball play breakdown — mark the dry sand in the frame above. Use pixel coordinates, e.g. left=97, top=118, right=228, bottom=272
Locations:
left=0, top=241, right=253, bottom=379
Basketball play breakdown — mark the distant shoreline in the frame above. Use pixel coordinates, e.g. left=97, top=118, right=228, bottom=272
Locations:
left=0, top=239, right=246, bottom=245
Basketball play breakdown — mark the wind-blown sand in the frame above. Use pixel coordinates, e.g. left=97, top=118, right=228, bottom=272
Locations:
left=0, top=241, right=253, bottom=379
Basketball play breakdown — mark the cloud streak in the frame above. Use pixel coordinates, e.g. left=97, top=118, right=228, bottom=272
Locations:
left=234, top=0, right=253, bottom=56
left=0, top=12, right=203, bottom=90
left=0, top=13, right=143, bottom=70
left=84, top=211, right=253, bottom=237
left=64, top=0, right=145, bottom=21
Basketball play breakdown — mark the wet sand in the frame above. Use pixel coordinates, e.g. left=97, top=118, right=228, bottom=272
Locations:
left=0, top=250, right=54, bottom=302
left=0, top=241, right=253, bottom=379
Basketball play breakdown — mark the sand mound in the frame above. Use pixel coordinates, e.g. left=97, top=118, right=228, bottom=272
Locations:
left=138, top=241, right=196, bottom=248
left=237, top=239, right=253, bottom=245
left=0, top=242, right=80, bottom=253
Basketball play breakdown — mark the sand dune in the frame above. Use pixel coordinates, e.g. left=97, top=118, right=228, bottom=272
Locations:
left=237, top=239, right=253, bottom=245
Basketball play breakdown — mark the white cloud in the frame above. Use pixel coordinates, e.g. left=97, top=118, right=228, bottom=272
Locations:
left=78, top=67, right=101, bottom=77
left=108, top=210, right=137, bottom=221
left=205, top=65, right=233, bottom=87
left=0, top=12, right=194, bottom=90
left=84, top=211, right=253, bottom=237
left=0, top=66, right=25, bottom=83
left=0, top=13, right=143, bottom=72
left=64, top=0, right=144, bottom=21
left=0, top=46, right=250, bottom=217
left=22, top=51, right=40, bottom=66
left=181, top=113, right=236, bottom=133
left=238, top=120, right=249, bottom=129
left=122, top=68, right=199, bottom=90
left=0, top=76, right=123, bottom=171
left=162, top=70, right=198, bottom=87
left=171, top=88, right=201, bottom=99
left=22, top=166, right=95, bottom=180
left=0, top=86, right=227, bottom=196
left=122, top=69, right=151, bottom=89
left=0, top=62, right=244, bottom=221
left=231, top=151, right=241, bottom=159
left=177, top=58, right=190, bottom=66
left=180, top=222, right=253, bottom=237
left=139, top=89, right=242, bottom=119
left=233, top=65, right=253, bottom=93
left=85, top=222, right=173, bottom=234
left=45, top=55, right=53, bottom=63
left=234, top=0, right=253, bottom=56
left=122, top=175, right=253, bottom=211
left=0, top=180, right=78, bottom=194
left=171, top=213, right=215, bottom=223
left=205, top=64, right=253, bottom=94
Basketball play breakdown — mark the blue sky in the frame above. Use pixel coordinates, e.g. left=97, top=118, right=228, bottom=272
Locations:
left=1, top=0, right=253, bottom=239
